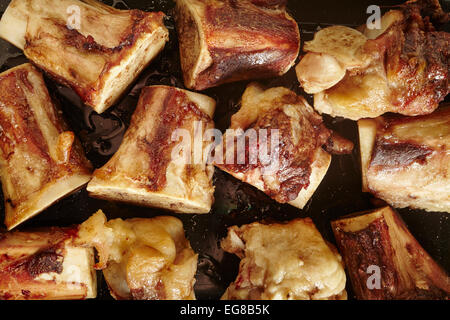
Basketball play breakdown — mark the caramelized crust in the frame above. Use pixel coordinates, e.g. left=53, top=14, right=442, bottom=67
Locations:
left=214, top=83, right=352, bottom=208
left=0, top=0, right=169, bottom=113
left=297, top=0, right=449, bottom=120
left=332, top=206, right=450, bottom=300
left=77, top=210, right=197, bottom=300
left=358, top=106, right=450, bottom=212
left=0, top=227, right=97, bottom=300
left=221, top=218, right=347, bottom=300
left=369, top=0, right=449, bottom=116
left=0, top=64, right=92, bottom=230
left=87, top=86, right=216, bottom=214
left=175, top=0, right=300, bottom=90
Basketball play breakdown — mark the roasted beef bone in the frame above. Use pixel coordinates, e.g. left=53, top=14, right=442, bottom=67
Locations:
left=358, top=105, right=450, bottom=212
left=332, top=206, right=450, bottom=300
left=0, top=0, right=169, bottom=113
left=175, top=0, right=300, bottom=90
left=0, top=63, right=92, bottom=230
left=0, top=227, right=97, bottom=300
left=87, top=86, right=216, bottom=214
left=77, top=210, right=197, bottom=300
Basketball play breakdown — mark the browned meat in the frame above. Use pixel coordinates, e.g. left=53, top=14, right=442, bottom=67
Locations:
left=297, top=0, right=449, bottom=120
left=0, top=0, right=169, bottom=113
left=0, top=64, right=92, bottom=230
left=324, top=131, right=355, bottom=155
left=175, top=0, right=300, bottom=90
left=214, top=83, right=353, bottom=208
left=0, top=227, right=96, bottom=300
left=369, top=0, right=449, bottom=116
left=332, top=206, right=450, bottom=300
left=358, top=105, right=450, bottom=212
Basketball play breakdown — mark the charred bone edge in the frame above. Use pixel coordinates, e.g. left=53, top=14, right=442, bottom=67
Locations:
left=174, top=0, right=300, bottom=90
left=0, top=64, right=92, bottom=230
left=0, top=229, right=97, bottom=300
left=331, top=206, right=450, bottom=300
left=87, top=85, right=216, bottom=214
left=0, top=0, right=169, bottom=114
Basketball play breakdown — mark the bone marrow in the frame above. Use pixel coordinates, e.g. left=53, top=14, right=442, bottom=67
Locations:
left=296, top=0, right=449, bottom=120
left=77, top=210, right=198, bottom=300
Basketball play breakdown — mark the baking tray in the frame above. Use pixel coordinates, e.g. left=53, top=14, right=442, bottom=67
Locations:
left=0, top=0, right=448, bottom=300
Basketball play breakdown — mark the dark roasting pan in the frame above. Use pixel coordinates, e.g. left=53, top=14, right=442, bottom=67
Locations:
left=0, top=0, right=448, bottom=300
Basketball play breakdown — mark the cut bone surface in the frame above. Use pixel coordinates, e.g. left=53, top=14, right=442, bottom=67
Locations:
left=214, top=82, right=353, bottom=209
left=0, top=0, right=169, bottom=113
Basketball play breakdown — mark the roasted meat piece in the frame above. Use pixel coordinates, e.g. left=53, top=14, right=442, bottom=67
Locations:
left=0, top=0, right=169, bottom=113
left=221, top=218, right=347, bottom=300
left=296, top=0, right=449, bottom=120
left=332, top=206, right=450, bottom=300
left=87, top=86, right=216, bottom=214
left=358, top=105, right=450, bottom=212
left=0, top=227, right=97, bottom=300
left=174, top=0, right=300, bottom=90
left=0, top=64, right=92, bottom=230
left=77, top=210, right=198, bottom=300
left=214, top=83, right=353, bottom=209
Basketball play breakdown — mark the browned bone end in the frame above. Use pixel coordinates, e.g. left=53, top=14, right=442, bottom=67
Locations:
left=332, top=206, right=450, bottom=300
left=175, top=0, right=300, bottom=90
left=214, top=83, right=353, bottom=209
